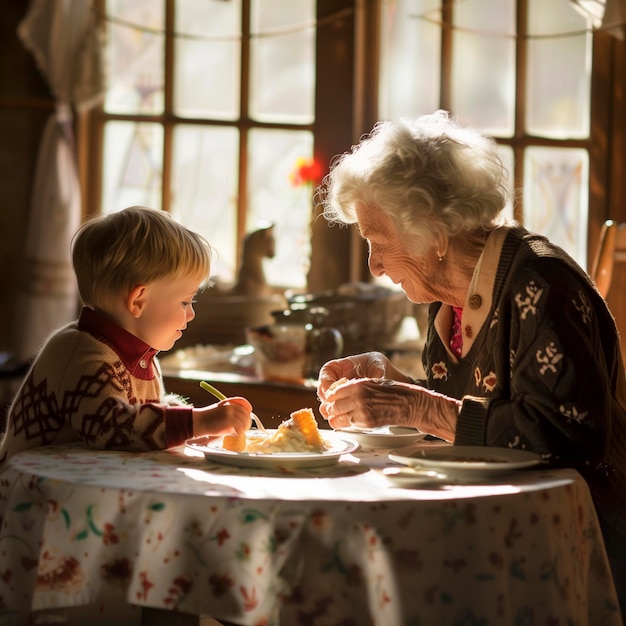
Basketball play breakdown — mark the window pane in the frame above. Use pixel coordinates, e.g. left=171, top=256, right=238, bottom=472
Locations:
left=452, top=0, right=516, bottom=137
left=170, top=125, right=240, bottom=284
left=497, top=145, right=515, bottom=221
left=102, top=121, right=163, bottom=212
left=249, top=0, right=315, bottom=123
left=248, top=129, right=314, bottom=289
left=104, top=0, right=165, bottom=115
left=523, top=147, right=589, bottom=268
left=379, top=0, right=441, bottom=120
left=526, top=0, right=592, bottom=139
left=174, top=0, right=241, bottom=120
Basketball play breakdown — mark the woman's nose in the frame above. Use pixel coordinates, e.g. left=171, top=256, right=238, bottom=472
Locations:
left=368, top=249, right=384, bottom=277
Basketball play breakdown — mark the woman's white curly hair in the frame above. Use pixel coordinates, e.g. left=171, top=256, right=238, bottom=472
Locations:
left=317, top=110, right=512, bottom=255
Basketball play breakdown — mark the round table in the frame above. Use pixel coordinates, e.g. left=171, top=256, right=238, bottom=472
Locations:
left=0, top=442, right=622, bottom=626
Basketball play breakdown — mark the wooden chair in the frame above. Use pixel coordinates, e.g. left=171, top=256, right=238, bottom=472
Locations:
left=590, top=219, right=626, bottom=299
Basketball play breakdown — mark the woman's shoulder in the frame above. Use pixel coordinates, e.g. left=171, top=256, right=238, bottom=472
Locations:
left=504, top=226, right=575, bottom=262
left=493, top=227, right=610, bottom=323
left=503, top=227, right=591, bottom=287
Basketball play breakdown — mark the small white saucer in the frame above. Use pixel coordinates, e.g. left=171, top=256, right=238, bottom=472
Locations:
left=337, top=426, right=426, bottom=449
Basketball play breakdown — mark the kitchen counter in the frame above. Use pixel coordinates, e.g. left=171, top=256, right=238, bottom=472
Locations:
left=162, top=367, right=326, bottom=428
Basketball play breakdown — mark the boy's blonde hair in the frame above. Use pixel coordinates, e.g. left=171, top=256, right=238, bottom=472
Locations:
left=72, top=206, right=212, bottom=307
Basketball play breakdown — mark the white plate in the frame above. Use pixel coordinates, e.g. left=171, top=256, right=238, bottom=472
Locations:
left=381, top=466, right=450, bottom=488
left=337, top=426, right=426, bottom=449
left=186, top=430, right=359, bottom=469
left=388, top=445, right=543, bottom=478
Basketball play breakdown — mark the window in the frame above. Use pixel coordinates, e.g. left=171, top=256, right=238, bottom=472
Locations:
left=95, top=0, right=316, bottom=289
left=83, top=0, right=618, bottom=295
left=378, top=0, right=597, bottom=268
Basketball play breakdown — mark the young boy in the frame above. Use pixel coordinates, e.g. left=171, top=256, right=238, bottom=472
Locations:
left=0, top=206, right=252, bottom=464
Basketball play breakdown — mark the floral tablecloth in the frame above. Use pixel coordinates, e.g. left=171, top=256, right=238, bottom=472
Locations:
left=0, top=443, right=622, bottom=626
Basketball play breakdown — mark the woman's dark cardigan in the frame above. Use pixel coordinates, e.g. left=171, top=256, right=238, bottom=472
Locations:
left=423, top=226, right=626, bottom=608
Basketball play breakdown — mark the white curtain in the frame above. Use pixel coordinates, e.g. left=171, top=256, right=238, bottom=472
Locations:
left=14, top=0, right=104, bottom=362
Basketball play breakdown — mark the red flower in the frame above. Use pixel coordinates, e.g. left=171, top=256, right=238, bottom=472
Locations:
left=209, top=572, right=234, bottom=596
left=289, top=157, right=323, bottom=187
left=103, top=523, right=119, bottom=545
left=240, top=585, right=259, bottom=611
left=216, top=528, right=230, bottom=546
left=137, top=571, right=154, bottom=600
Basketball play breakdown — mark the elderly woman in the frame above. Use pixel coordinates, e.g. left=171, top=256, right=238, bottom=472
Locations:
left=316, top=110, right=626, bottom=610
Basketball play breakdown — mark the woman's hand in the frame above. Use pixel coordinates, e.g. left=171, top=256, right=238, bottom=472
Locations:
left=317, top=351, right=412, bottom=402
left=193, top=396, right=252, bottom=436
left=319, top=378, right=460, bottom=442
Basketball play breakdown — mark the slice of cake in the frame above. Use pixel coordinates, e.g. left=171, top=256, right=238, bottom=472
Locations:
left=221, top=407, right=327, bottom=454
left=221, top=432, right=248, bottom=452
left=289, top=408, right=325, bottom=449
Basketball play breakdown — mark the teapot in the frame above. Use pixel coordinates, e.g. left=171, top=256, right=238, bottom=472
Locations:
left=246, top=306, right=343, bottom=383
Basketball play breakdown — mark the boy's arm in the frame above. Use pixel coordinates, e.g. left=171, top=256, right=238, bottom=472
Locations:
left=74, top=390, right=194, bottom=451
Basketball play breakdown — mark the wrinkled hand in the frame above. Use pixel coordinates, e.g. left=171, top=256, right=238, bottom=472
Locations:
left=193, top=396, right=252, bottom=436
left=319, top=378, right=460, bottom=442
left=317, top=351, right=411, bottom=402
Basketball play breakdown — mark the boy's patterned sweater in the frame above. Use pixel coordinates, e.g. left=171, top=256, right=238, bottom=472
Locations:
left=1, top=307, right=194, bottom=464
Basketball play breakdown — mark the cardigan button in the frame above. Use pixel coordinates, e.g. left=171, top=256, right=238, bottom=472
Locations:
left=468, top=294, right=482, bottom=309
left=139, top=359, right=148, bottom=369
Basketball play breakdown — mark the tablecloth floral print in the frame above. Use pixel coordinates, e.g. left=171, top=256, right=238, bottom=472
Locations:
left=0, top=444, right=622, bottom=626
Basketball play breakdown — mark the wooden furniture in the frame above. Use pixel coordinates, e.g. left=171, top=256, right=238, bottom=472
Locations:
left=162, top=369, right=327, bottom=428
left=590, top=219, right=626, bottom=298
left=589, top=219, right=626, bottom=362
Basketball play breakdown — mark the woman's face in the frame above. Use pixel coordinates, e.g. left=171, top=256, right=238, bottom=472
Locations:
left=355, top=205, right=445, bottom=304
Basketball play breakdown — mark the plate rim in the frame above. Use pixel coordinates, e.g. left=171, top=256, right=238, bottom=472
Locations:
left=336, top=426, right=424, bottom=437
left=335, top=426, right=427, bottom=448
left=388, top=444, right=542, bottom=471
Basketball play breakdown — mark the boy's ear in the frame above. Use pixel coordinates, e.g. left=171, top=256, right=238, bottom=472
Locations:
left=127, top=285, right=148, bottom=318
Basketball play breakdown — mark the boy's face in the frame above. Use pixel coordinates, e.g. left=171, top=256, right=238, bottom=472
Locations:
left=134, top=275, right=201, bottom=351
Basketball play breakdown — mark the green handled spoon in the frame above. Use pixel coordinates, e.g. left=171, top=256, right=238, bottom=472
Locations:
left=200, top=381, right=267, bottom=432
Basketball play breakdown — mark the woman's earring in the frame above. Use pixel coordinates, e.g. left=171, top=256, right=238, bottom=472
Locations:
left=438, top=256, right=444, bottom=262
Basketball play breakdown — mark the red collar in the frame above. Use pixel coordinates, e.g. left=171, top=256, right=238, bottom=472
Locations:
left=78, top=307, right=158, bottom=380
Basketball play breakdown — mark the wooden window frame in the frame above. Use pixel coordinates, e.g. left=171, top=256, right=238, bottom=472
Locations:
left=78, top=0, right=626, bottom=294
left=80, top=0, right=319, bottom=283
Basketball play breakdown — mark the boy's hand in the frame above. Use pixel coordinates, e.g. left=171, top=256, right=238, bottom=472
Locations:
left=193, top=397, right=252, bottom=436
